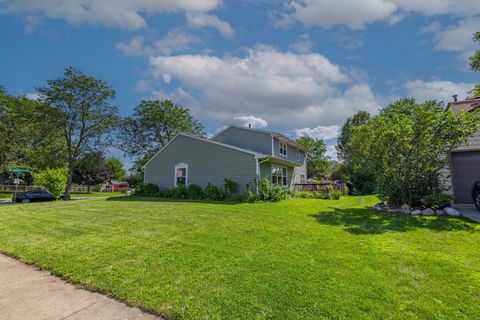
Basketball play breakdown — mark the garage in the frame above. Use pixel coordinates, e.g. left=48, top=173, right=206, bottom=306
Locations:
left=451, top=150, right=480, bottom=203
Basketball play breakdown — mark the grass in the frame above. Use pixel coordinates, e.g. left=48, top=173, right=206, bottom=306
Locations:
left=0, top=196, right=479, bottom=319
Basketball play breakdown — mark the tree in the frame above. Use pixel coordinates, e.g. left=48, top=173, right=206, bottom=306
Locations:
left=119, top=99, right=205, bottom=171
left=469, top=31, right=480, bottom=97
left=38, top=67, right=119, bottom=200
left=105, top=157, right=125, bottom=181
left=72, top=151, right=107, bottom=192
left=295, top=136, right=329, bottom=179
left=0, top=87, right=66, bottom=173
left=348, top=98, right=479, bottom=206
left=34, top=168, right=68, bottom=198
left=336, top=111, right=375, bottom=193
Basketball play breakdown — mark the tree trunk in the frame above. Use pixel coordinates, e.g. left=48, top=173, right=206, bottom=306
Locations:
left=64, top=158, right=74, bottom=200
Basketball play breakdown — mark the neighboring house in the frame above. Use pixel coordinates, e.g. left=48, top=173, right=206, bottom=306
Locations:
left=442, top=96, right=480, bottom=203
left=143, top=125, right=307, bottom=193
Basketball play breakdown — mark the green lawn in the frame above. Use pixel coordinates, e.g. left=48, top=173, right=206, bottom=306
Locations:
left=0, top=196, right=479, bottom=319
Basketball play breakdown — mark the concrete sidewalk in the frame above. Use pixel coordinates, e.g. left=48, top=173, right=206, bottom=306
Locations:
left=0, top=254, right=162, bottom=320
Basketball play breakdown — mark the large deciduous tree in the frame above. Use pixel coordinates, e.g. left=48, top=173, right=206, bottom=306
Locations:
left=337, top=111, right=375, bottom=194
left=105, top=157, right=126, bottom=181
left=0, top=87, right=66, bottom=173
left=295, top=136, right=329, bottom=179
left=38, top=67, right=119, bottom=200
left=119, top=99, right=205, bottom=171
left=469, top=31, right=480, bottom=98
left=348, top=98, right=479, bottom=206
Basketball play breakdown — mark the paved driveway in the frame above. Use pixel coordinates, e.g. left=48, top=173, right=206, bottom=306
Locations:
left=452, top=204, right=480, bottom=223
left=0, top=254, right=162, bottom=320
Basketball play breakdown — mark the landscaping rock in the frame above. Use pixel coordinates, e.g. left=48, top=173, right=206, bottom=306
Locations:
left=422, top=208, right=435, bottom=216
left=444, top=207, right=461, bottom=217
left=401, top=204, right=412, bottom=211
left=411, top=209, right=422, bottom=215
left=435, top=209, right=445, bottom=216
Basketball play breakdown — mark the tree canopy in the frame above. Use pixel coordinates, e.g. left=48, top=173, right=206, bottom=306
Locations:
left=119, top=99, right=205, bottom=171
left=295, top=136, right=329, bottom=179
left=347, top=98, right=479, bottom=206
left=38, top=67, right=119, bottom=199
left=469, top=31, right=480, bottom=97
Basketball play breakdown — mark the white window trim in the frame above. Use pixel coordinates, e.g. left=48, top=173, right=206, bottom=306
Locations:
left=271, top=164, right=288, bottom=186
left=279, top=142, right=287, bottom=157
left=174, top=162, right=188, bottom=187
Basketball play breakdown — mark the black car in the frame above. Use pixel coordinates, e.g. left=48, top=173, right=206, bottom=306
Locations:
left=12, top=190, right=56, bottom=203
left=472, top=181, right=480, bottom=211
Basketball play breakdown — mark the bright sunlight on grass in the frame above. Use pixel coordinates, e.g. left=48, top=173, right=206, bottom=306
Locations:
left=0, top=196, right=479, bottom=319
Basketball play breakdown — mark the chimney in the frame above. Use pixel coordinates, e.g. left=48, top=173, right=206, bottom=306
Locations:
left=453, top=94, right=458, bottom=102
left=248, top=124, right=251, bottom=128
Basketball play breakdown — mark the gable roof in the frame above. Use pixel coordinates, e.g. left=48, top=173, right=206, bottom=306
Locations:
left=211, top=124, right=307, bottom=152
left=445, top=97, right=480, bottom=113
left=143, top=132, right=267, bottom=169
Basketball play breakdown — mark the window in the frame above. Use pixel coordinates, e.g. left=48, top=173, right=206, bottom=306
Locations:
left=300, top=174, right=306, bottom=184
left=272, top=165, right=287, bottom=186
left=296, top=151, right=300, bottom=161
left=279, top=142, right=287, bottom=156
left=174, top=163, right=188, bottom=186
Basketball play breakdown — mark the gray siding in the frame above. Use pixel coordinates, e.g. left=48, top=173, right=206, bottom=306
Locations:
left=212, top=127, right=272, bottom=155
left=272, top=138, right=306, bottom=165
left=144, top=135, right=257, bottom=193
left=259, top=161, right=296, bottom=190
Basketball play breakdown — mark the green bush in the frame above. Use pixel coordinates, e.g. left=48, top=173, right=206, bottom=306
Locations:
left=170, top=185, right=188, bottom=199
left=187, top=184, right=204, bottom=200
left=294, top=187, right=341, bottom=200
left=205, top=184, right=225, bottom=201
left=245, top=188, right=257, bottom=203
left=135, top=183, right=159, bottom=196
left=422, top=193, right=452, bottom=209
left=34, top=168, right=68, bottom=198
left=223, top=178, right=238, bottom=196
left=257, top=177, right=290, bottom=202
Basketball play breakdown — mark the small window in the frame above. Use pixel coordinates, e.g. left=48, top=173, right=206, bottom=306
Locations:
left=300, top=174, right=306, bottom=184
left=271, top=165, right=287, bottom=186
left=279, top=142, right=287, bottom=156
left=174, top=163, right=188, bottom=186
left=296, top=151, right=300, bottom=161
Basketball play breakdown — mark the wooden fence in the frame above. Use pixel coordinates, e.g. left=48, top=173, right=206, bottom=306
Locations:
left=294, top=183, right=346, bottom=193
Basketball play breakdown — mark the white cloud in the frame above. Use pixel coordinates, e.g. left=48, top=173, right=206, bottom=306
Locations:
left=116, top=29, right=201, bottom=57
left=404, top=80, right=475, bottom=103
left=186, top=12, right=234, bottom=38
left=2, top=0, right=222, bottom=30
left=432, top=17, right=480, bottom=61
left=283, top=0, right=480, bottom=29
left=289, top=34, right=314, bottom=53
left=115, top=36, right=148, bottom=56
left=295, top=125, right=340, bottom=140
left=148, top=46, right=384, bottom=128
left=325, top=144, right=338, bottom=160
left=155, top=29, right=201, bottom=55
left=233, top=115, right=268, bottom=128
left=25, top=92, right=40, bottom=100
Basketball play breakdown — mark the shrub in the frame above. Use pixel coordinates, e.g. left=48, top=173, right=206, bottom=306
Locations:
left=422, top=193, right=452, bottom=209
left=171, top=185, right=188, bottom=199
left=137, top=183, right=159, bottom=196
left=223, top=178, right=238, bottom=196
left=205, top=184, right=225, bottom=201
left=331, top=191, right=341, bottom=200
left=34, top=168, right=68, bottom=198
left=245, top=188, right=257, bottom=203
left=257, top=177, right=290, bottom=202
left=187, top=184, right=204, bottom=200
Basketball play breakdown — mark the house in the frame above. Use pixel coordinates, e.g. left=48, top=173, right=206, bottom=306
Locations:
left=442, top=95, right=480, bottom=203
left=143, top=125, right=307, bottom=193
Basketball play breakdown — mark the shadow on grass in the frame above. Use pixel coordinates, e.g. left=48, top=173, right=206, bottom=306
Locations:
left=309, top=207, right=478, bottom=235
left=106, top=196, right=242, bottom=205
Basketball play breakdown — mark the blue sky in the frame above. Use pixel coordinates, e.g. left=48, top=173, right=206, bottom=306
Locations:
left=1, top=0, right=479, bottom=167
